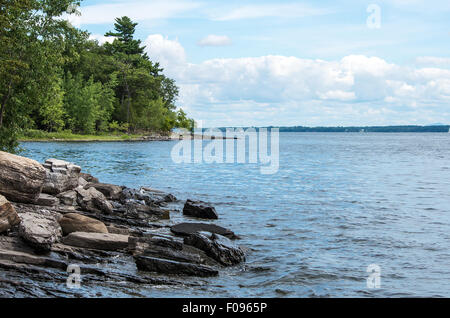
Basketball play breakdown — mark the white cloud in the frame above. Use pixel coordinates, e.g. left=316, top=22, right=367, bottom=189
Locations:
left=197, top=35, right=232, bottom=47
left=210, top=3, right=332, bottom=21
left=144, top=35, right=186, bottom=73
left=144, top=34, right=450, bottom=126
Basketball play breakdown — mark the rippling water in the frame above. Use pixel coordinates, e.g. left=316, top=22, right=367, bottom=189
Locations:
left=21, top=133, right=450, bottom=297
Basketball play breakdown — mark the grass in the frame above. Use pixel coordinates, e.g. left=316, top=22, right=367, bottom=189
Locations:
left=18, top=129, right=149, bottom=142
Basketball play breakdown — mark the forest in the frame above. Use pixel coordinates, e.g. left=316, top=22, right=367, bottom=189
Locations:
left=0, top=0, right=194, bottom=153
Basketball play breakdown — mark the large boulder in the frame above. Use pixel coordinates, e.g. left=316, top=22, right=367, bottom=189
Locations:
left=75, top=187, right=113, bottom=214
left=184, top=232, right=245, bottom=266
left=171, top=222, right=239, bottom=239
left=183, top=200, right=218, bottom=219
left=134, top=255, right=218, bottom=277
left=58, top=213, right=108, bottom=236
left=18, top=211, right=62, bottom=252
left=42, top=159, right=81, bottom=195
left=0, top=195, right=20, bottom=233
left=62, top=232, right=129, bottom=251
left=85, top=183, right=123, bottom=200
left=0, top=151, right=46, bottom=203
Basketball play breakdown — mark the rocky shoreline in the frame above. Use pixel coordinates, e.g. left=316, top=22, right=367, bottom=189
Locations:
left=0, top=151, right=246, bottom=297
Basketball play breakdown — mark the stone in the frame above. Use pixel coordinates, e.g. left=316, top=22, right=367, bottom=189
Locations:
left=78, top=177, right=88, bottom=187
left=129, top=236, right=219, bottom=267
left=80, top=172, right=99, bottom=183
left=171, top=222, right=239, bottom=239
left=58, top=213, right=108, bottom=236
left=0, top=151, right=46, bottom=203
left=85, top=183, right=123, bottom=200
left=75, top=187, right=113, bottom=214
left=18, top=211, right=62, bottom=252
left=57, top=190, right=77, bottom=206
left=184, top=232, right=246, bottom=266
left=42, top=159, right=81, bottom=195
left=183, top=200, right=218, bottom=219
left=125, top=202, right=170, bottom=221
left=0, top=195, right=20, bottom=233
left=135, top=255, right=218, bottom=277
left=36, top=193, right=59, bottom=207
left=62, top=232, right=129, bottom=251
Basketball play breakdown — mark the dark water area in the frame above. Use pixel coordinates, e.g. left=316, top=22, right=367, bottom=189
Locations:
left=20, top=133, right=450, bottom=297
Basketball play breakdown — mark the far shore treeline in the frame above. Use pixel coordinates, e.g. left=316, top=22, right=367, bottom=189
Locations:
left=0, top=0, right=194, bottom=153
left=212, top=125, right=450, bottom=133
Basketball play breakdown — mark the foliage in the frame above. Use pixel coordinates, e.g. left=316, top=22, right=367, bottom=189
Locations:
left=0, top=6, right=194, bottom=152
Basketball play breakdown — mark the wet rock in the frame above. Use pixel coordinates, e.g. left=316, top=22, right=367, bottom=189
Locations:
left=107, top=225, right=131, bottom=235
left=171, top=222, right=239, bottom=239
left=0, top=195, right=20, bottom=233
left=75, top=187, right=113, bottom=214
left=18, top=211, right=62, bottom=252
left=129, top=236, right=219, bottom=267
left=184, top=232, right=245, bottom=266
left=57, top=190, right=77, bottom=206
left=135, top=255, right=218, bottom=277
left=59, top=213, right=108, bottom=236
left=85, top=183, right=123, bottom=200
left=0, top=151, right=46, bottom=204
left=183, top=200, right=218, bottom=219
left=42, top=159, right=81, bottom=195
left=0, top=248, right=67, bottom=270
left=125, top=202, right=170, bottom=221
left=62, top=232, right=129, bottom=251
left=79, top=172, right=99, bottom=184
left=36, top=193, right=59, bottom=207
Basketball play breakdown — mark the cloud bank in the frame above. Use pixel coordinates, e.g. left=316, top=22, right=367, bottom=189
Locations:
left=145, top=34, right=450, bottom=127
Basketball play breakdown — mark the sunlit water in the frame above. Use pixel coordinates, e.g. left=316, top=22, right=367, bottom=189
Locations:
left=20, top=133, right=450, bottom=297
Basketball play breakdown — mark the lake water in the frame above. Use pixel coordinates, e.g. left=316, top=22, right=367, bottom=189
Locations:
left=21, top=133, right=450, bottom=297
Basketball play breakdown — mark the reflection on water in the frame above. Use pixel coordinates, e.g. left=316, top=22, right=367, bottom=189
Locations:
left=21, top=133, right=450, bottom=297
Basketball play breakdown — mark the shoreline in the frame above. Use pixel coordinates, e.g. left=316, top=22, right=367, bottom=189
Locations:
left=0, top=151, right=245, bottom=297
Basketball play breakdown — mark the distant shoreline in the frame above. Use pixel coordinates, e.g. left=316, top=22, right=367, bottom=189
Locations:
left=213, top=125, right=450, bottom=133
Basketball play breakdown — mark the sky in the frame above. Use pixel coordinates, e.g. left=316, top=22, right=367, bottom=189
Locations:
left=69, top=0, right=450, bottom=127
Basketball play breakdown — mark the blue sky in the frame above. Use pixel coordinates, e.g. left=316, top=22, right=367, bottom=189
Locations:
left=71, top=0, right=450, bottom=127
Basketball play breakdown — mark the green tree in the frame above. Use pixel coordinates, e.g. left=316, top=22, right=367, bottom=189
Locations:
left=0, top=0, right=80, bottom=152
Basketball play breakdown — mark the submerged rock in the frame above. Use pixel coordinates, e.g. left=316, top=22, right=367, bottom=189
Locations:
left=42, top=159, right=81, bottom=195
left=62, top=232, right=129, bottom=251
left=183, top=200, right=218, bottom=219
left=135, top=255, right=219, bottom=277
left=184, top=232, right=245, bottom=266
left=0, top=195, right=20, bottom=233
left=171, top=222, right=239, bottom=239
left=18, top=211, right=62, bottom=252
left=59, top=213, right=108, bottom=236
left=0, top=151, right=46, bottom=204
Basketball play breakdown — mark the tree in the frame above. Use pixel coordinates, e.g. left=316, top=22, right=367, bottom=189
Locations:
left=105, top=16, right=147, bottom=57
left=0, top=0, right=81, bottom=152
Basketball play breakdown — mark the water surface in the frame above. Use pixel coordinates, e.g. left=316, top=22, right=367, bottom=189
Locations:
left=21, top=133, right=450, bottom=297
